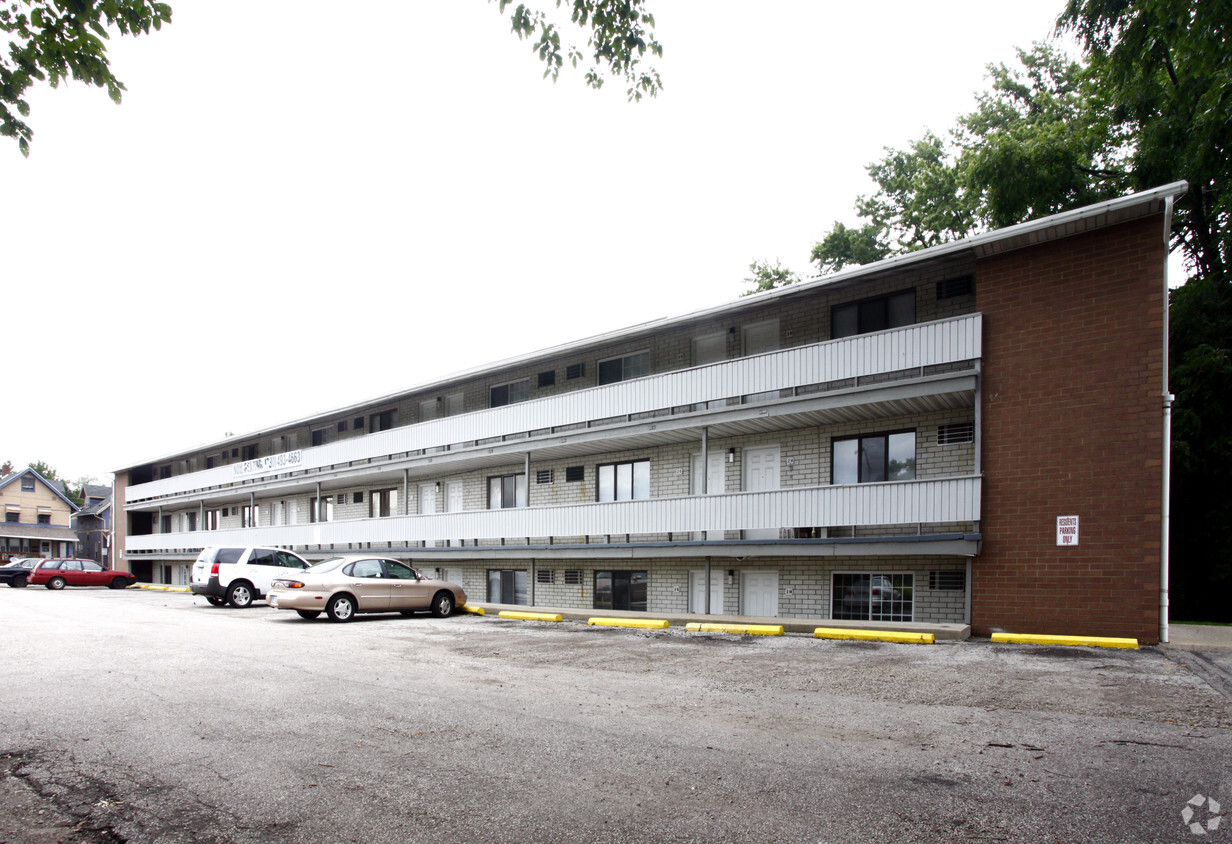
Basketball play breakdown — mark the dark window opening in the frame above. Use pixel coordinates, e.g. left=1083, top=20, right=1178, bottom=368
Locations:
left=594, top=570, right=647, bottom=611
left=831, top=290, right=915, bottom=339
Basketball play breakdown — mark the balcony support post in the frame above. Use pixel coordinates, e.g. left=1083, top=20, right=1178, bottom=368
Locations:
left=705, top=556, right=712, bottom=615
left=701, top=427, right=709, bottom=495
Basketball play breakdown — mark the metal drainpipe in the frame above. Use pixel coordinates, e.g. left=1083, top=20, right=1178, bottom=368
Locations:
left=1160, top=194, right=1175, bottom=644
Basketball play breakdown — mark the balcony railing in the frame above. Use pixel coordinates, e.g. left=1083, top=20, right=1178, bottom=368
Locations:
left=126, top=314, right=982, bottom=505
left=124, top=476, right=980, bottom=554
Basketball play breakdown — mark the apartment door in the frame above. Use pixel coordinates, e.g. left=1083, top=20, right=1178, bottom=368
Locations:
left=418, top=483, right=437, bottom=515
left=743, top=444, right=780, bottom=540
left=741, top=570, right=779, bottom=617
left=742, top=320, right=779, bottom=356
left=691, top=452, right=726, bottom=540
left=692, top=332, right=726, bottom=366
left=446, top=482, right=464, bottom=546
left=689, top=569, right=724, bottom=614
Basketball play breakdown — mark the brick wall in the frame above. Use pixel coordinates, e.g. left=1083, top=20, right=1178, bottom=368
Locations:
left=974, top=217, right=1166, bottom=642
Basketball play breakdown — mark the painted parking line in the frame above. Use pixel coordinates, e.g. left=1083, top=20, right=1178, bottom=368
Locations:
left=813, top=627, right=934, bottom=645
left=991, top=632, right=1138, bottom=649
left=498, top=611, right=564, bottom=622
left=131, top=584, right=191, bottom=593
left=685, top=622, right=784, bottom=636
left=588, top=617, right=670, bottom=630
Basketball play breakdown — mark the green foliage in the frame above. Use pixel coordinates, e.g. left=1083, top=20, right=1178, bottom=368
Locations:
left=0, top=0, right=172, bottom=155
left=741, top=259, right=800, bottom=296
left=493, top=0, right=662, bottom=101
left=27, top=459, right=57, bottom=480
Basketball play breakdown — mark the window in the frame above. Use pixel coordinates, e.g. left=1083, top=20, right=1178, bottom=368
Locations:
left=536, top=469, right=553, bottom=485
left=832, top=573, right=913, bottom=622
left=206, top=456, right=215, bottom=470
left=537, top=569, right=555, bottom=585
left=160, top=515, right=172, bottom=534
left=5, top=512, right=18, bottom=523
left=832, top=432, right=915, bottom=484
left=538, top=370, right=556, bottom=388
left=488, top=474, right=527, bottom=509
left=185, top=512, right=197, bottom=532
left=597, top=460, right=650, bottom=502
left=311, top=427, right=330, bottom=447
left=490, top=379, right=530, bottom=408
left=370, top=489, right=398, bottom=518
left=598, top=351, right=650, bottom=385
left=241, top=505, right=260, bottom=528
left=488, top=569, right=529, bottom=604
left=831, top=290, right=915, bottom=339
left=337, top=420, right=348, bottom=433
left=594, top=570, right=647, bottom=611
left=565, top=466, right=584, bottom=483
left=159, top=465, right=172, bottom=480
left=241, top=444, right=258, bottom=461
left=205, top=509, right=220, bottom=531
left=352, top=491, right=363, bottom=504
left=37, top=513, right=50, bottom=524
left=21, top=476, right=35, bottom=491
left=564, top=569, right=584, bottom=585
left=310, top=496, right=333, bottom=523
left=566, top=363, right=585, bottom=380
left=370, top=410, right=395, bottom=432
left=354, top=417, right=364, bottom=430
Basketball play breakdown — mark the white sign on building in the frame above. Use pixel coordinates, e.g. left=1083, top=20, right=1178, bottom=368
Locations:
left=1057, top=515, right=1079, bottom=546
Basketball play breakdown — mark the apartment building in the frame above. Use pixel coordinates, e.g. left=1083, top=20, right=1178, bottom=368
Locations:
left=114, top=183, right=1182, bottom=642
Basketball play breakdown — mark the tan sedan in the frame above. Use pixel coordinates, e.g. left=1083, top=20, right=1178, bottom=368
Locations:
left=268, top=555, right=466, bottom=622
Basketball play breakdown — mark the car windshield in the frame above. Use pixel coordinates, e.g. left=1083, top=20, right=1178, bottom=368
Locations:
left=306, top=557, right=348, bottom=574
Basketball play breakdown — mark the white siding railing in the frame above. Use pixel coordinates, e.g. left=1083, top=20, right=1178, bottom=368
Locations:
left=124, top=476, right=980, bottom=554
left=126, top=314, right=982, bottom=505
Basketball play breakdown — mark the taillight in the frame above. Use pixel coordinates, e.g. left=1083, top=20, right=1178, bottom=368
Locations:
left=273, top=580, right=305, bottom=589
left=210, top=562, right=220, bottom=577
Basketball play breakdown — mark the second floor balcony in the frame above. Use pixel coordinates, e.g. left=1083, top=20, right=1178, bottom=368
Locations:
left=124, top=475, right=981, bottom=559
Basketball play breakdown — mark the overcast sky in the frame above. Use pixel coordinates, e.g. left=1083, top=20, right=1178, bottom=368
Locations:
left=5, top=0, right=1078, bottom=484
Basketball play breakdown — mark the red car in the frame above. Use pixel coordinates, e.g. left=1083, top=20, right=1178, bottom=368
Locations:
left=28, top=559, right=137, bottom=590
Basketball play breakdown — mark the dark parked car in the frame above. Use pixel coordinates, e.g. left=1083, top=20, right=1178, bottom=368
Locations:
left=27, top=559, right=137, bottom=590
left=0, top=558, right=42, bottom=588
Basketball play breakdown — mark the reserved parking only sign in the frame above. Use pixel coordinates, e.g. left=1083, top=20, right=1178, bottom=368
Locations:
left=1057, top=515, right=1079, bottom=546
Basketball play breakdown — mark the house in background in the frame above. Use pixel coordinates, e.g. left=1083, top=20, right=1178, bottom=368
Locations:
left=0, top=468, right=80, bottom=562
left=73, top=485, right=113, bottom=566
left=113, top=182, right=1183, bottom=642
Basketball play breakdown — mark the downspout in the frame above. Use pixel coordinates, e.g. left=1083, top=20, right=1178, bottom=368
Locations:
left=1160, top=195, right=1175, bottom=644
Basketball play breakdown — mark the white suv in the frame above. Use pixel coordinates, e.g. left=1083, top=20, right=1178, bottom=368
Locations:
left=190, top=546, right=310, bottom=608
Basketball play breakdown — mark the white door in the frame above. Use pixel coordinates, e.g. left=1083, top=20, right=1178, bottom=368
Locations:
left=743, top=320, right=780, bottom=356
left=418, top=483, right=437, bottom=515
left=691, top=452, right=726, bottom=540
left=692, top=332, right=726, bottom=366
left=743, top=445, right=780, bottom=540
left=741, top=570, right=779, bottom=617
left=689, top=569, right=724, bottom=614
left=446, top=481, right=464, bottom=546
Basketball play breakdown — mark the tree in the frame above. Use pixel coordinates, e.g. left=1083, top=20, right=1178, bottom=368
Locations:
left=741, top=259, right=800, bottom=296
left=1, top=0, right=172, bottom=155
left=492, top=0, right=662, bottom=101
left=27, top=459, right=57, bottom=480
left=745, top=3, right=1232, bottom=620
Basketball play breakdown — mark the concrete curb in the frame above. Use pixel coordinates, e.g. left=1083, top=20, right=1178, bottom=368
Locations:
left=498, top=611, right=564, bottom=622
left=461, top=605, right=485, bottom=616
left=686, top=622, right=784, bottom=636
left=814, top=627, right=934, bottom=645
left=588, top=617, right=670, bottom=630
left=991, top=632, right=1139, bottom=649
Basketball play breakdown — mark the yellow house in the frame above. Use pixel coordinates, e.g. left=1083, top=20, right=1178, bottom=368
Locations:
left=0, top=468, right=79, bottom=562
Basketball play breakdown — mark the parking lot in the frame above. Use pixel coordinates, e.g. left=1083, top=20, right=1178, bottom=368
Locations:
left=2, top=588, right=1230, bottom=843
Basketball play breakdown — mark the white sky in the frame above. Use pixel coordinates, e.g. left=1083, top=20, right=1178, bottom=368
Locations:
left=4, top=0, right=1075, bottom=484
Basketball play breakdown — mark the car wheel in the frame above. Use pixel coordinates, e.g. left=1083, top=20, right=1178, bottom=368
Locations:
left=296, top=610, right=321, bottom=620
left=109, top=577, right=129, bottom=590
left=326, top=594, right=355, bottom=622
left=47, top=576, right=66, bottom=591
left=10, top=576, right=27, bottom=588
left=227, top=582, right=254, bottom=608
left=431, top=590, right=455, bottom=618
left=205, top=595, right=227, bottom=607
